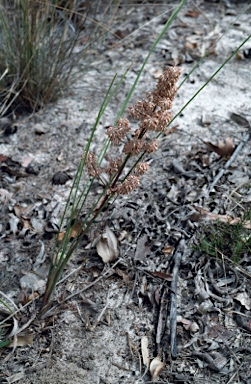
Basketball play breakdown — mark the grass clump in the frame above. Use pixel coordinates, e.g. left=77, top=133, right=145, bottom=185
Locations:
left=195, top=207, right=251, bottom=264
left=0, top=0, right=115, bottom=114
left=41, top=66, right=182, bottom=314
left=40, top=0, right=187, bottom=315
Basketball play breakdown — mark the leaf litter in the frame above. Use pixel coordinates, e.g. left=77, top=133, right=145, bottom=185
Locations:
left=0, top=1, right=251, bottom=383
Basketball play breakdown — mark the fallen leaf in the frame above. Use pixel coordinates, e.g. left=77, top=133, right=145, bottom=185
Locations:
left=96, top=226, right=119, bottom=263
left=57, top=231, right=65, bottom=242
left=0, top=154, right=8, bottom=162
left=192, top=206, right=231, bottom=222
left=52, top=171, right=71, bottom=185
left=57, top=152, right=64, bottom=161
left=13, top=203, right=34, bottom=216
left=58, top=220, right=82, bottom=242
left=150, top=355, right=165, bottom=380
left=115, top=268, right=130, bottom=284
left=177, top=316, right=199, bottom=332
left=134, top=235, right=151, bottom=261
left=141, top=336, right=150, bottom=369
left=233, top=292, right=251, bottom=310
left=0, top=371, right=24, bottom=383
left=230, top=112, right=250, bottom=127
left=204, top=137, right=235, bottom=157
left=164, top=126, right=177, bottom=136
left=185, top=41, right=197, bottom=50
left=192, top=206, right=251, bottom=228
left=229, top=218, right=251, bottom=229
left=21, top=156, right=34, bottom=167
left=0, top=188, right=13, bottom=203
left=9, top=333, right=33, bottom=347
left=185, top=9, right=202, bottom=17
left=162, top=245, right=174, bottom=255
left=152, top=271, right=173, bottom=281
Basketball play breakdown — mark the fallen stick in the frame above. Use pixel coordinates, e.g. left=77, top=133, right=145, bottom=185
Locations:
left=169, top=239, right=185, bottom=358
left=156, top=288, right=168, bottom=355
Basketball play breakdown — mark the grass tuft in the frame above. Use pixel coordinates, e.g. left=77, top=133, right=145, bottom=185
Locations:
left=195, top=207, right=251, bottom=264
left=0, top=0, right=115, bottom=114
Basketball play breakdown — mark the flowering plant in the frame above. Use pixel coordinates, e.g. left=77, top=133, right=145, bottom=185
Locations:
left=41, top=67, right=181, bottom=314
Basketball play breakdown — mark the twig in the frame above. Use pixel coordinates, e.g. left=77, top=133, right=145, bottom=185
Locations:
left=40, top=258, right=122, bottom=319
left=129, top=270, right=139, bottom=302
left=156, top=288, right=168, bottom=355
left=65, top=258, right=122, bottom=301
left=91, top=294, right=109, bottom=331
left=208, top=131, right=250, bottom=193
left=169, top=239, right=184, bottom=358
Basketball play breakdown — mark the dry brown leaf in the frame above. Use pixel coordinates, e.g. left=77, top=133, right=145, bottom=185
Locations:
left=185, top=41, right=198, bottom=50
left=193, top=206, right=251, bottom=228
left=185, top=9, right=202, bottom=17
left=58, top=221, right=82, bottom=242
left=14, top=203, right=34, bottom=216
left=0, top=154, right=8, bottom=162
left=152, top=271, right=173, bottom=281
left=162, top=245, right=174, bottom=255
left=115, top=268, right=130, bottom=284
left=194, top=206, right=232, bottom=222
left=57, top=231, right=65, bottom=242
left=164, top=125, right=177, bottom=136
left=204, top=137, right=235, bottom=157
left=9, top=333, right=33, bottom=347
left=229, top=218, right=251, bottom=229
left=27, top=292, right=39, bottom=302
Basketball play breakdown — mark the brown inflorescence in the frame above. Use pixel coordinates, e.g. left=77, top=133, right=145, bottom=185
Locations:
left=84, top=67, right=181, bottom=195
left=111, top=174, right=141, bottom=195
left=107, top=117, right=131, bottom=145
left=83, top=150, right=102, bottom=178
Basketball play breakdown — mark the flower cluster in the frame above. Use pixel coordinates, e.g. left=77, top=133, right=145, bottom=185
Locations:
left=84, top=67, right=181, bottom=195
left=82, top=150, right=101, bottom=178
left=106, top=118, right=130, bottom=145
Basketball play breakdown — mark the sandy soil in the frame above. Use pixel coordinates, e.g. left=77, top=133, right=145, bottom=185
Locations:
left=0, top=1, right=251, bottom=383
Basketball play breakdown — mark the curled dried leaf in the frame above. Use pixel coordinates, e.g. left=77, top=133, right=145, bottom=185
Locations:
left=204, top=137, right=235, bottom=157
left=96, top=226, right=119, bottom=263
left=150, top=355, right=165, bottom=380
left=233, top=292, right=251, bottom=310
left=177, top=316, right=199, bottom=332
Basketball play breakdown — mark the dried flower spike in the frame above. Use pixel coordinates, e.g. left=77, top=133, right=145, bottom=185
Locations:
left=134, top=162, right=149, bottom=176
left=84, top=150, right=102, bottom=177
left=106, top=117, right=131, bottom=145
left=111, top=175, right=140, bottom=195
left=91, top=67, right=180, bottom=195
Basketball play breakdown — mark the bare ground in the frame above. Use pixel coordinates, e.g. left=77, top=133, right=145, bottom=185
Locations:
left=0, top=1, right=251, bottom=383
